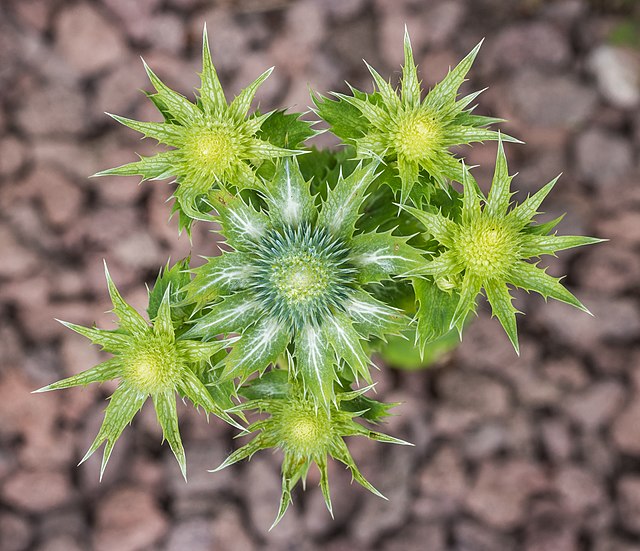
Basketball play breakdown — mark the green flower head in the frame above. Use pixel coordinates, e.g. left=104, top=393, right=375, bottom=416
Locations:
left=315, top=28, right=519, bottom=203
left=183, top=158, right=425, bottom=405
left=213, top=373, right=410, bottom=528
left=35, top=262, right=240, bottom=480
left=94, top=25, right=306, bottom=228
left=407, top=138, right=604, bottom=354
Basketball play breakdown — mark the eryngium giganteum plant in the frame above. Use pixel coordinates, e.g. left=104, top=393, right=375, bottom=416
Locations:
left=37, top=26, right=602, bottom=527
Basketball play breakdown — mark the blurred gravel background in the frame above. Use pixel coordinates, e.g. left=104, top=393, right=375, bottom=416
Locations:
left=1, top=0, right=640, bottom=549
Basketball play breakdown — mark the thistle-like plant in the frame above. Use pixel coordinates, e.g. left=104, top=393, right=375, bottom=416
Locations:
left=184, top=158, right=424, bottom=404
left=406, top=138, right=603, bottom=353
left=35, top=263, right=241, bottom=479
left=213, top=371, right=410, bottom=527
left=95, top=27, right=310, bottom=229
left=37, top=25, right=602, bottom=526
left=315, top=28, right=518, bottom=203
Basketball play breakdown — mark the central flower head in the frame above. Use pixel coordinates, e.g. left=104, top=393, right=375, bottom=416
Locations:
left=184, top=126, right=237, bottom=176
left=455, top=218, right=519, bottom=278
left=275, top=396, right=332, bottom=456
left=124, top=335, right=182, bottom=394
left=271, top=252, right=332, bottom=305
left=254, top=225, right=354, bottom=329
left=394, top=112, right=442, bottom=162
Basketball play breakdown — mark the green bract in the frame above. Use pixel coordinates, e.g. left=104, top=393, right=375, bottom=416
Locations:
left=35, top=263, right=240, bottom=480
left=315, top=28, right=518, bottom=203
left=184, top=158, right=424, bottom=405
left=214, top=373, right=410, bottom=527
left=37, top=26, right=603, bottom=526
left=95, top=27, right=311, bottom=230
left=407, top=138, right=603, bottom=354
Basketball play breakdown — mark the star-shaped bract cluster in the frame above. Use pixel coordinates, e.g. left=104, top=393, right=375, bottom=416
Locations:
left=36, top=263, right=240, bottom=480
left=407, top=138, right=603, bottom=353
left=315, top=28, right=518, bottom=204
left=95, top=27, right=303, bottom=230
left=213, top=374, right=410, bottom=527
left=184, top=158, right=425, bottom=405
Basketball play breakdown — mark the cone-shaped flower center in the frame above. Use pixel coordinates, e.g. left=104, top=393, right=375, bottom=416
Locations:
left=125, top=336, right=181, bottom=394
left=455, top=219, right=519, bottom=278
left=394, top=112, right=442, bottom=162
left=185, top=127, right=236, bottom=175
left=272, top=253, right=332, bottom=305
left=254, top=225, right=354, bottom=328
left=276, top=398, right=331, bottom=456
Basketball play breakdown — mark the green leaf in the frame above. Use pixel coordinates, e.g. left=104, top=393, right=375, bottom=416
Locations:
left=264, top=158, right=316, bottom=227
left=104, top=262, right=150, bottom=337
left=153, top=391, right=187, bottom=480
left=520, top=234, right=604, bottom=258
left=177, top=368, right=243, bottom=430
left=332, top=92, right=391, bottom=133
left=401, top=27, right=421, bottom=109
left=347, top=290, right=406, bottom=339
left=229, top=67, right=273, bottom=120
left=451, top=271, right=482, bottom=331
left=508, top=176, right=559, bottom=228
left=484, top=278, right=520, bottom=354
left=34, top=358, right=123, bottom=393
left=108, top=114, right=185, bottom=147
left=57, top=321, right=131, bottom=354
left=312, top=92, right=370, bottom=142
left=184, top=252, right=253, bottom=307
left=507, top=261, right=589, bottom=313
left=81, top=383, right=146, bottom=480
left=403, top=206, right=456, bottom=247
left=147, top=258, right=191, bottom=321
left=199, top=24, right=227, bottom=115
left=413, top=277, right=461, bottom=345
left=424, top=40, right=483, bottom=111
left=349, top=230, right=425, bottom=283
left=175, top=338, right=233, bottom=363
left=184, top=291, right=261, bottom=338
left=486, top=137, right=514, bottom=218
left=142, top=59, right=201, bottom=125
left=522, top=214, right=565, bottom=236
left=257, top=110, right=318, bottom=148
left=222, top=318, right=290, bottom=382
left=93, top=151, right=178, bottom=181
left=364, top=61, right=399, bottom=111
left=207, top=190, right=269, bottom=249
left=323, top=313, right=371, bottom=382
left=339, top=393, right=397, bottom=423
left=318, top=161, right=379, bottom=239
left=239, top=369, right=290, bottom=401
left=153, top=289, right=175, bottom=339
left=295, top=323, right=335, bottom=405
left=397, top=156, right=420, bottom=205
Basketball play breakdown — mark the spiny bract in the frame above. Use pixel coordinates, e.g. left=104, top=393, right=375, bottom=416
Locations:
left=35, top=262, right=240, bottom=480
left=213, top=372, right=410, bottom=528
left=183, top=158, right=425, bottom=405
left=94, top=26, right=309, bottom=230
left=406, top=137, right=603, bottom=354
left=314, top=27, right=519, bottom=204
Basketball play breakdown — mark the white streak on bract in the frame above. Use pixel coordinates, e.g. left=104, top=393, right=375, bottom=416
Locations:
left=349, top=297, right=394, bottom=325
left=228, top=208, right=264, bottom=240
left=282, top=161, right=300, bottom=224
left=355, top=247, right=419, bottom=272
left=303, top=324, right=326, bottom=401
left=200, top=265, right=251, bottom=293
left=327, top=316, right=366, bottom=370
left=241, top=318, right=282, bottom=368
left=197, top=300, right=257, bottom=330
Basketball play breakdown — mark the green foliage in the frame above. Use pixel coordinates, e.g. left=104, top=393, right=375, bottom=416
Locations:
left=38, top=24, right=602, bottom=527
